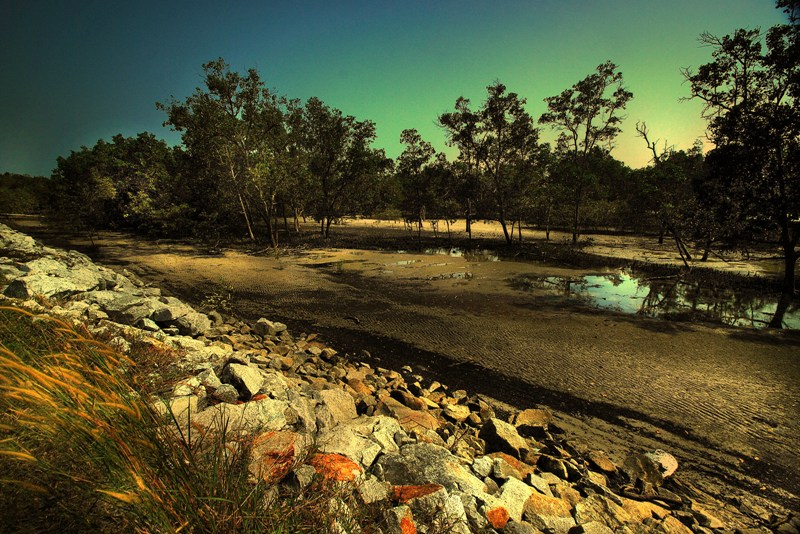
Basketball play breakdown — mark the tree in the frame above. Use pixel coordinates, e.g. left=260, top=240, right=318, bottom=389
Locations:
left=299, top=97, right=388, bottom=238
left=539, top=61, right=634, bottom=243
left=159, top=58, right=287, bottom=246
left=683, top=9, right=800, bottom=300
left=396, top=129, right=436, bottom=241
left=440, top=82, right=544, bottom=244
left=438, top=97, right=482, bottom=239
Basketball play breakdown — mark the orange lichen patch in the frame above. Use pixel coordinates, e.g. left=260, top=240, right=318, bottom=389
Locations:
left=249, top=394, right=268, bottom=402
left=308, top=453, right=362, bottom=483
left=248, top=431, right=299, bottom=483
left=489, top=451, right=536, bottom=477
left=400, top=514, right=417, bottom=534
left=392, top=484, right=444, bottom=503
left=486, top=506, right=510, bottom=529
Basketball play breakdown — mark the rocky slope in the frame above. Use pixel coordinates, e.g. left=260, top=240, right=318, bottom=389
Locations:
left=0, top=223, right=796, bottom=534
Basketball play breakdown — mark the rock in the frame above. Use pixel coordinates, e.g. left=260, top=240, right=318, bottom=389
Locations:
left=393, top=483, right=445, bottom=505
left=525, top=473, right=554, bottom=497
left=377, top=397, right=440, bottom=433
left=479, top=418, right=530, bottom=459
left=523, top=491, right=576, bottom=534
left=191, top=398, right=288, bottom=434
left=248, top=430, right=301, bottom=483
left=253, top=317, right=287, bottom=337
left=443, top=404, right=471, bottom=423
left=472, top=456, right=494, bottom=478
left=538, top=454, right=569, bottom=480
left=385, top=505, right=416, bottom=534
left=498, top=477, right=534, bottom=522
left=515, top=408, right=552, bottom=431
left=358, top=476, right=391, bottom=504
left=587, top=450, right=617, bottom=474
left=645, top=449, right=679, bottom=477
left=308, top=453, right=362, bottom=483
left=390, top=389, right=427, bottom=411
left=196, top=368, right=222, bottom=388
left=0, top=223, right=43, bottom=257
left=622, top=453, right=664, bottom=488
left=654, top=515, right=694, bottom=533
left=211, top=384, right=239, bottom=404
left=376, top=443, right=486, bottom=496
left=486, top=505, right=511, bottom=529
left=503, top=520, right=542, bottom=533
left=573, top=494, right=635, bottom=530
left=315, top=388, right=357, bottom=428
left=571, top=521, right=615, bottom=533
left=317, top=420, right=383, bottom=469
left=220, top=363, right=264, bottom=400
left=286, top=464, right=317, bottom=491
left=4, top=274, right=86, bottom=300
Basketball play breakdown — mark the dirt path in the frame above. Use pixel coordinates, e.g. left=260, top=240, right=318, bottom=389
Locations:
left=6, top=216, right=799, bottom=517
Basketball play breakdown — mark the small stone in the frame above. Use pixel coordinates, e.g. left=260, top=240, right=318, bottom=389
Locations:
left=478, top=418, right=530, bottom=459
left=587, top=450, right=617, bottom=474
left=211, top=384, right=239, bottom=403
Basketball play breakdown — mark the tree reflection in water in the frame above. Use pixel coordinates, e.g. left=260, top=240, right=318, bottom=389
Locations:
left=522, top=271, right=799, bottom=329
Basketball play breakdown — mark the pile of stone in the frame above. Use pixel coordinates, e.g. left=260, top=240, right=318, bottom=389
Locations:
left=1, top=223, right=796, bottom=534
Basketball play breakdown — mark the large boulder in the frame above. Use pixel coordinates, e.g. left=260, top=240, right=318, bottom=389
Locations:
left=376, top=443, right=486, bottom=496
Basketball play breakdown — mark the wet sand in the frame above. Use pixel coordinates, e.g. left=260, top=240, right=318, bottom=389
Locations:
left=5, top=216, right=799, bottom=517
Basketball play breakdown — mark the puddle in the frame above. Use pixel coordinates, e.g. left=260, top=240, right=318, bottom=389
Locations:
left=412, top=248, right=500, bottom=262
left=515, top=271, right=800, bottom=329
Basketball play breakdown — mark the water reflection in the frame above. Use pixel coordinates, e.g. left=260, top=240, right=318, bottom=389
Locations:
left=517, top=271, right=800, bottom=330
left=420, top=248, right=500, bottom=262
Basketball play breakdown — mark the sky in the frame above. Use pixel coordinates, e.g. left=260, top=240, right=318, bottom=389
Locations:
left=0, top=0, right=788, bottom=177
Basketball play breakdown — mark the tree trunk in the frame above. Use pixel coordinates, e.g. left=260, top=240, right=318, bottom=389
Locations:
left=293, top=207, right=301, bottom=233
left=572, top=195, right=581, bottom=244
left=518, top=219, right=522, bottom=242
left=237, top=192, right=256, bottom=242
left=778, top=224, right=798, bottom=298
left=658, top=222, right=665, bottom=245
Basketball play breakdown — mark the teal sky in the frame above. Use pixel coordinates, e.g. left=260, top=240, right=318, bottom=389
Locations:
left=0, top=1, right=787, bottom=176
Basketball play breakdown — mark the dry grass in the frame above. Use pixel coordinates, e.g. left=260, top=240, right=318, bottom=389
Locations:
left=0, top=306, right=402, bottom=533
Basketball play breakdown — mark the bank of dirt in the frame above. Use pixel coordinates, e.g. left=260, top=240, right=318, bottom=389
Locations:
left=5, top=215, right=799, bottom=520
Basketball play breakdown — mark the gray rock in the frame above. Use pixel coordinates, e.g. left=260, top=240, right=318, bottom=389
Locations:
left=315, top=388, right=358, bottom=427
left=0, top=224, right=43, bottom=257
left=317, top=420, right=383, bottom=469
left=376, top=442, right=486, bottom=496
left=196, top=368, right=222, bottom=389
left=473, top=456, right=494, bottom=478
left=211, top=384, right=239, bottom=404
left=253, top=317, right=287, bottom=337
left=645, top=449, right=678, bottom=478
left=221, top=363, right=265, bottom=400
left=190, top=398, right=289, bottom=434
left=622, top=453, right=664, bottom=488
left=503, top=520, right=543, bottom=534
left=479, top=418, right=531, bottom=459
left=573, top=494, right=635, bottom=530
left=498, top=477, right=534, bottom=522
left=357, top=476, right=391, bottom=504
left=523, top=491, right=576, bottom=534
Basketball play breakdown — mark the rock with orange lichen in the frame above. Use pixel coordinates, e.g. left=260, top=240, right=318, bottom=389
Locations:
left=392, top=484, right=445, bottom=503
left=385, top=505, right=417, bottom=534
left=248, top=430, right=302, bottom=483
left=307, top=452, right=362, bottom=483
left=486, top=505, right=511, bottom=529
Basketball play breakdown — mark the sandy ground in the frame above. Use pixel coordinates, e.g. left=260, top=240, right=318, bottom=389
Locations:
left=5, top=216, right=799, bottom=520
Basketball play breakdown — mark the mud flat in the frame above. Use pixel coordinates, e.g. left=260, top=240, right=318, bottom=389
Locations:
left=5, top=215, right=799, bottom=517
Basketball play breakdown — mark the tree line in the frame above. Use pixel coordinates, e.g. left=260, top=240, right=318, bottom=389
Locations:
left=11, top=1, right=798, bottom=297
